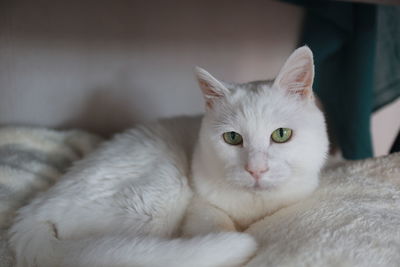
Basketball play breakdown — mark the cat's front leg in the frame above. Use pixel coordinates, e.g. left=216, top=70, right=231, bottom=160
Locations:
left=181, top=196, right=236, bottom=237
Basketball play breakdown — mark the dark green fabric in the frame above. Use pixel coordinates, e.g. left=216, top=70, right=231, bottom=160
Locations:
left=282, top=1, right=400, bottom=159
left=374, top=5, right=400, bottom=110
left=293, top=2, right=376, bottom=159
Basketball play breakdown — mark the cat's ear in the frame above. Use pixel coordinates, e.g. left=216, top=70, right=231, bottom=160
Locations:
left=273, top=46, right=314, bottom=99
left=195, top=67, right=229, bottom=109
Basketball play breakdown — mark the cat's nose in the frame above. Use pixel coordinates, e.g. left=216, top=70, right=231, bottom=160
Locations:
left=245, top=164, right=268, bottom=180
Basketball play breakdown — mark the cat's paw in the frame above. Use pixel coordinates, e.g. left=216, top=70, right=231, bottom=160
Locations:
left=206, top=232, right=258, bottom=267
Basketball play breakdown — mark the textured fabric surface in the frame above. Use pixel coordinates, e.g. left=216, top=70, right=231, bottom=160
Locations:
left=0, top=126, right=102, bottom=267
left=246, top=152, right=400, bottom=267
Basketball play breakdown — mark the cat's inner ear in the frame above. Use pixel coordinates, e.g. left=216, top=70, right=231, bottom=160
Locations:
left=273, top=46, right=314, bottom=98
left=195, top=67, right=229, bottom=109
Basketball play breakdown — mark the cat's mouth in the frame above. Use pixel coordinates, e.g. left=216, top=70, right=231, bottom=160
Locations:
left=246, top=175, right=285, bottom=191
left=252, top=182, right=267, bottom=191
left=245, top=180, right=273, bottom=191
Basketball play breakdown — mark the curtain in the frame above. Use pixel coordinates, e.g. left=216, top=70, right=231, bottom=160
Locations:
left=282, top=1, right=400, bottom=159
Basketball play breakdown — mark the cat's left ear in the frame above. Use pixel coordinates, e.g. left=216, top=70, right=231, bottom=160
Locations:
left=195, top=67, right=230, bottom=109
left=273, top=46, right=314, bottom=99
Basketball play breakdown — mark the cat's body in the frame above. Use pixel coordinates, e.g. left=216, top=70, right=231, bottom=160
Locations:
left=9, top=47, right=329, bottom=267
left=9, top=116, right=258, bottom=267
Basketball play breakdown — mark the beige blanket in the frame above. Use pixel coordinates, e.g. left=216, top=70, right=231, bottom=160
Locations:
left=0, top=127, right=102, bottom=267
left=246, top=153, right=400, bottom=267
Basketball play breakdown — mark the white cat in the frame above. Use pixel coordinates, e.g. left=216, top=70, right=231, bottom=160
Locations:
left=9, top=46, right=328, bottom=267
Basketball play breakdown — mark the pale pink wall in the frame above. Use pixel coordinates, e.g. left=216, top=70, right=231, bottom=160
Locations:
left=372, top=99, right=400, bottom=156
left=0, top=0, right=303, bottom=135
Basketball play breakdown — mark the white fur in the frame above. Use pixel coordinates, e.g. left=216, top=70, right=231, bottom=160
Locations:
left=9, top=46, right=328, bottom=266
left=9, top=118, right=256, bottom=267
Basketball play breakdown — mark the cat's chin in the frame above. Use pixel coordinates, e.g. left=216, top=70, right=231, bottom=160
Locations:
left=251, top=183, right=270, bottom=191
left=240, top=181, right=275, bottom=191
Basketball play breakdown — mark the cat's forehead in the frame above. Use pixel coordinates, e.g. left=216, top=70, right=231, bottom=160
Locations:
left=230, top=81, right=300, bottom=112
left=214, top=80, right=308, bottom=127
left=224, top=80, right=273, bottom=93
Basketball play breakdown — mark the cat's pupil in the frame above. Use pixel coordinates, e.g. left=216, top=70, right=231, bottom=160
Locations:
left=230, top=132, right=236, bottom=140
left=279, top=128, right=284, bottom=138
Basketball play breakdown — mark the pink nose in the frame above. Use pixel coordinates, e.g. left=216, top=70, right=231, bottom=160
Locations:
left=245, top=164, right=268, bottom=180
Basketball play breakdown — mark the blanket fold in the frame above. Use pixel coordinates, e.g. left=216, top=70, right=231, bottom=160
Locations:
left=0, top=126, right=102, bottom=267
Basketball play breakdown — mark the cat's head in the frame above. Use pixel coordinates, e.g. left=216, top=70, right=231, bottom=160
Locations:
left=195, top=46, right=328, bottom=192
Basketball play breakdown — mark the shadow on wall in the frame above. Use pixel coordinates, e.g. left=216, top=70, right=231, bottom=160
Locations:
left=63, top=85, right=146, bottom=137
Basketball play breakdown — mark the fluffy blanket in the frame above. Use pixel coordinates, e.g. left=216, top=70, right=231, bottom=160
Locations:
left=0, top=127, right=102, bottom=267
left=246, top=152, right=400, bottom=267
left=0, top=126, right=399, bottom=267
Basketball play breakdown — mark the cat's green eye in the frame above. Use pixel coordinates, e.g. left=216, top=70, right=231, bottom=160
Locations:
left=223, top=132, right=243, bottom=146
left=271, top=128, right=293, bottom=143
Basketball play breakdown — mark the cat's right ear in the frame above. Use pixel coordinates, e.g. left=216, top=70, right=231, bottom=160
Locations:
left=195, top=67, right=229, bottom=109
left=272, top=46, right=314, bottom=99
